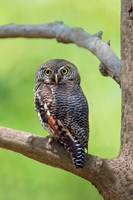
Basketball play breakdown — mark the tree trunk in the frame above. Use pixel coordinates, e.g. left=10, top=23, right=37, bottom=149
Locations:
left=98, top=0, right=133, bottom=199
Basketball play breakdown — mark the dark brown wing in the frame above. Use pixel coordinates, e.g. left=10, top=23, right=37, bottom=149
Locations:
left=34, top=84, right=85, bottom=168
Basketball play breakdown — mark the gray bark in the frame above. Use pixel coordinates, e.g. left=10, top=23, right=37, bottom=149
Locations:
left=0, top=22, right=120, bottom=84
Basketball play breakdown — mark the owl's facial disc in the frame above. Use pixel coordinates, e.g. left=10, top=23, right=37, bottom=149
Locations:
left=41, top=63, right=77, bottom=85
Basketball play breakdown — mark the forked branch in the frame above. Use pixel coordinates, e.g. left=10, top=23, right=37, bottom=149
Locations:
left=0, top=21, right=121, bottom=84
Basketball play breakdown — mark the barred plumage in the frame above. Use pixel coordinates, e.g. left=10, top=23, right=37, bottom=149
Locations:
left=34, top=59, right=89, bottom=168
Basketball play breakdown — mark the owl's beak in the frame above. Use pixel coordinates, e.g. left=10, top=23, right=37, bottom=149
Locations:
left=54, top=74, right=58, bottom=84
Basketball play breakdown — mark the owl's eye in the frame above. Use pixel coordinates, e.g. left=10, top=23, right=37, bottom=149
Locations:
left=61, top=67, right=68, bottom=75
left=44, top=69, right=52, bottom=76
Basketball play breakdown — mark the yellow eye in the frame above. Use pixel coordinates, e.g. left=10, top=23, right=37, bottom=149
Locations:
left=44, top=69, right=52, bottom=76
left=61, top=67, right=68, bottom=75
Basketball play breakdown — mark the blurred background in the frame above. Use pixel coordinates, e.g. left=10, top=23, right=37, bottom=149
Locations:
left=0, top=0, right=120, bottom=200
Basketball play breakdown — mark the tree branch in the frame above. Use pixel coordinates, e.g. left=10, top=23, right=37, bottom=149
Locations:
left=0, top=126, right=107, bottom=185
left=3, top=126, right=132, bottom=200
left=0, top=21, right=121, bottom=84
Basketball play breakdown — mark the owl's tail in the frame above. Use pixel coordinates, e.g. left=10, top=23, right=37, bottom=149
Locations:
left=53, top=121, right=85, bottom=168
left=71, top=136, right=85, bottom=168
left=58, top=130, right=85, bottom=168
left=41, top=110, right=85, bottom=168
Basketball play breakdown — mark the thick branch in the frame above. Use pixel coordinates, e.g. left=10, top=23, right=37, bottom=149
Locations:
left=0, top=126, right=105, bottom=181
left=0, top=22, right=121, bottom=84
left=1, top=126, right=132, bottom=200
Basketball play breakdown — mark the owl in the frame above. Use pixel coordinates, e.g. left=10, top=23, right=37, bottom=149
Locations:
left=34, top=59, right=89, bottom=168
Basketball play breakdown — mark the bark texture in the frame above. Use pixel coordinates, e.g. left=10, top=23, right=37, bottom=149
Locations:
left=0, top=0, right=133, bottom=200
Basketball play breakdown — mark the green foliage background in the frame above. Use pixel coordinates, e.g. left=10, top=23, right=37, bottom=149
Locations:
left=0, top=0, right=120, bottom=200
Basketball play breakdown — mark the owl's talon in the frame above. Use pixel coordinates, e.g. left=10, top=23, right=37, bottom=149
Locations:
left=47, top=135, right=58, bottom=144
left=48, top=137, right=52, bottom=144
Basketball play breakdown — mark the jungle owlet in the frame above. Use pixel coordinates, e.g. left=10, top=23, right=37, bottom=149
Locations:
left=34, top=59, right=89, bottom=168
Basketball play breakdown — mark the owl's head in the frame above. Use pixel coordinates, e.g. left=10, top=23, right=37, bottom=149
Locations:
left=36, top=59, right=80, bottom=85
